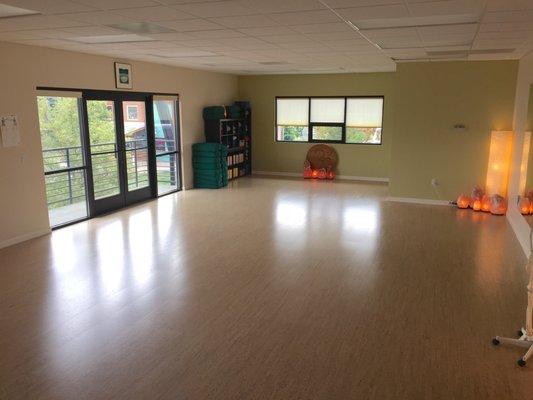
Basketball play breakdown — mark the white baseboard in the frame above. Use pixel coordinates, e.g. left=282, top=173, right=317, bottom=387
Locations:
left=0, top=228, right=51, bottom=250
left=253, top=170, right=389, bottom=183
left=387, top=196, right=451, bottom=206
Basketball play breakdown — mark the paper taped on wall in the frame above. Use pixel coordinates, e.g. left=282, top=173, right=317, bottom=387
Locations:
left=1, top=115, right=21, bottom=147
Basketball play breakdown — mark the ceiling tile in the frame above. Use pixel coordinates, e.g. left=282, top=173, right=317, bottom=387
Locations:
left=239, top=0, right=326, bottom=13
left=63, top=11, right=135, bottom=25
left=237, top=26, right=296, bottom=36
left=157, top=18, right=223, bottom=32
left=187, top=29, right=246, bottom=39
left=268, top=10, right=340, bottom=25
left=406, top=0, right=485, bottom=17
left=482, top=10, right=533, bottom=23
left=112, top=6, right=196, bottom=21
left=174, top=1, right=255, bottom=18
left=290, top=22, right=352, bottom=34
left=485, top=0, right=533, bottom=12
left=334, top=4, right=410, bottom=21
left=212, top=14, right=279, bottom=28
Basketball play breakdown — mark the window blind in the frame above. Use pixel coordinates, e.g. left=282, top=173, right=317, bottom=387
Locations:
left=277, top=98, right=309, bottom=125
left=346, top=98, right=383, bottom=128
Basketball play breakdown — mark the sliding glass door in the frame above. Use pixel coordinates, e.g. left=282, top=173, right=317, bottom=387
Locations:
left=38, top=93, right=88, bottom=227
left=153, top=97, right=181, bottom=195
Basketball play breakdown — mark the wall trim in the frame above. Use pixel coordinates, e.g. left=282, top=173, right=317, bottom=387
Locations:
left=0, top=228, right=51, bottom=250
left=253, top=170, right=389, bottom=183
left=387, top=196, right=451, bottom=206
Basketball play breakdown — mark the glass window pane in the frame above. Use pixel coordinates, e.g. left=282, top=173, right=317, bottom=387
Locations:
left=157, top=153, right=180, bottom=194
left=277, top=98, right=309, bottom=126
left=38, top=96, right=88, bottom=227
left=310, top=98, right=344, bottom=123
left=38, top=96, right=84, bottom=171
left=154, top=100, right=177, bottom=154
left=346, top=127, right=382, bottom=144
left=87, top=100, right=117, bottom=154
left=45, top=170, right=88, bottom=226
left=91, top=153, right=120, bottom=199
left=346, top=98, right=383, bottom=128
left=277, top=125, right=308, bottom=141
left=123, top=101, right=147, bottom=150
left=127, top=149, right=150, bottom=191
left=312, top=126, right=342, bottom=141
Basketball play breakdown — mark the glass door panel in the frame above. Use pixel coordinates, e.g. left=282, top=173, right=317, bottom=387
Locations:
left=37, top=94, right=88, bottom=227
left=123, top=101, right=150, bottom=191
left=87, top=100, right=121, bottom=200
left=153, top=99, right=180, bottom=195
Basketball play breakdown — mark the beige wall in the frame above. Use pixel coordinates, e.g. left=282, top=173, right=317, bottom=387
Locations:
left=0, top=41, right=238, bottom=248
left=390, top=61, right=518, bottom=200
left=238, top=73, right=395, bottom=178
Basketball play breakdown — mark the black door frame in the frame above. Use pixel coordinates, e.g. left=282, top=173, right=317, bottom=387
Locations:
left=82, top=90, right=156, bottom=216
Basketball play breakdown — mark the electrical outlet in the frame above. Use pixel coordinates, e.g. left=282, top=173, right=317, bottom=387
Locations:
left=431, top=178, right=439, bottom=187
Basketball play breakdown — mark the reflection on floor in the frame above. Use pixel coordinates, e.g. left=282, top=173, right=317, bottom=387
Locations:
left=0, top=177, right=531, bottom=399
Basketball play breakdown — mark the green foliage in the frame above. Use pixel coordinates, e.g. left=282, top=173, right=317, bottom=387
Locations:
left=279, top=125, right=307, bottom=141
left=312, top=126, right=342, bottom=141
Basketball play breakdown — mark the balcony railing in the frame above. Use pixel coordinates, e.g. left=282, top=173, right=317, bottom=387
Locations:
left=43, top=139, right=178, bottom=209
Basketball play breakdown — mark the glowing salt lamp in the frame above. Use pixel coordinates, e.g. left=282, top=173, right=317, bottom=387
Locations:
left=311, top=169, right=318, bottom=179
left=317, top=168, right=327, bottom=179
left=327, top=170, right=335, bottom=180
left=456, top=194, right=470, bottom=209
left=489, top=195, right=507, bottom=215
left=303, top=160, right=313, bottom=179
left=485, top=131, right=513, bottom=196
left=472, top=199, right=482, bottom=211
left=520, top=197, right=531, bottom=215
left=481, top=195, right=491, bottom=212
left=530, top=201, right=533, bottom=215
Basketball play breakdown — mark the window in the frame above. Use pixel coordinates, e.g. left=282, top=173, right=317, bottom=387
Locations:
left=346, top=98, right=383, bottom=144
left=276, top=96, right=383, bottom=144
left=276, top=98, right=309, bottom=141
left=127, top=105, right=139, bottom=120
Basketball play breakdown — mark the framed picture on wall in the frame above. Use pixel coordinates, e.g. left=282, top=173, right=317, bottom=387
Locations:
left=115, top=62, right=132, bottom=89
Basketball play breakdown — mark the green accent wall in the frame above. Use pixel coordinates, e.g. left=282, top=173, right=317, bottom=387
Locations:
left=238, top=72, right=395, bottom=179
left=390, top=61, right=518, bottom=200
left=238, top=60, right=519, bottom=200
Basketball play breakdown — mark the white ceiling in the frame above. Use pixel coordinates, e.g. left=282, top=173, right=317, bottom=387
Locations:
left=0, top=0, right=531, bottom=74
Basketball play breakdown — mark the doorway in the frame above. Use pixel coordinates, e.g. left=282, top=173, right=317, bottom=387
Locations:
left=37, top=88, right=181, bottom=227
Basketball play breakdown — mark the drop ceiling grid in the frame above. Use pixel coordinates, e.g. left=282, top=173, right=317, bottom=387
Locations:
left=0, top=0, right=530, bottom=74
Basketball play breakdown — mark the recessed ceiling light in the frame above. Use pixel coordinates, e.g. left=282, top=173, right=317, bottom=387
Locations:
left=354, top=15, right=479, bottom=30
left=68, top=34, right=155, bottom=44
left=107, top=22, right=174, bottom=34
left=0, top=4, right=39, bottom=18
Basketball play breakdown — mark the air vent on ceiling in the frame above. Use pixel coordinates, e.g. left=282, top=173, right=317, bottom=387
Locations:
left=68, top=34, right=155, bottom=44
left=426, top=48, right=516, bottom=57
left=107, top=22, right=174, bottom=34
left=0, top=4, right=39, bottom=18
left=353, top=14, right=480, bottom=30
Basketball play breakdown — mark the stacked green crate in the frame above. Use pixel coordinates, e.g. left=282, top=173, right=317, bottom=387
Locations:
left=192, top=143, right=228, bottom=189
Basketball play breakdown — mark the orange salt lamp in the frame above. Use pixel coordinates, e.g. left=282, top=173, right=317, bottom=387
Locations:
left=520, top=197, right=531, bottom=215
left=327, top=170, right=335, bottom=180
left=457, top=194, right=470, bottom=209
left=489, top=195, right=507, bottom=215
left=311, top=169, right=318, bottom=178
left=481, top=195, right=491, bottom=212
left=472, top=199, right=482, bottom=211
left=317, top=168, right=327, bottom=179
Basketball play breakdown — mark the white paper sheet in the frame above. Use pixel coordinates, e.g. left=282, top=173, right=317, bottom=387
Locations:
left=1, top=115, right=21, bottom=147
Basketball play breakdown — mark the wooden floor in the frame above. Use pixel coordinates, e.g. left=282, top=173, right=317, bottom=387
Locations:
left=1, top=177, right=532, bottom=400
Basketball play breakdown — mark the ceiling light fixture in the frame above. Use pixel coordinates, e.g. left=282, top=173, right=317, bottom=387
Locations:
left=0, top=4, right=39, bottom=18
left=68, top=34, right=155, bottom=44
left=353, top=15, right=480, bottom=30
left=107, top=22, right=175, bottom=34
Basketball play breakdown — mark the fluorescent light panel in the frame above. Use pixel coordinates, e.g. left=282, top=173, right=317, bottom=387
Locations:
left=69, top=34, right=155, bottom=44
left=107, top=22, right=174, bottom=34
left=0, top=4, right=39, bottom=18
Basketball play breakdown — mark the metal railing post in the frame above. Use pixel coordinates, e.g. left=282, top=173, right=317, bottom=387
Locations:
left=66, top=147, right=73, bottom=204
